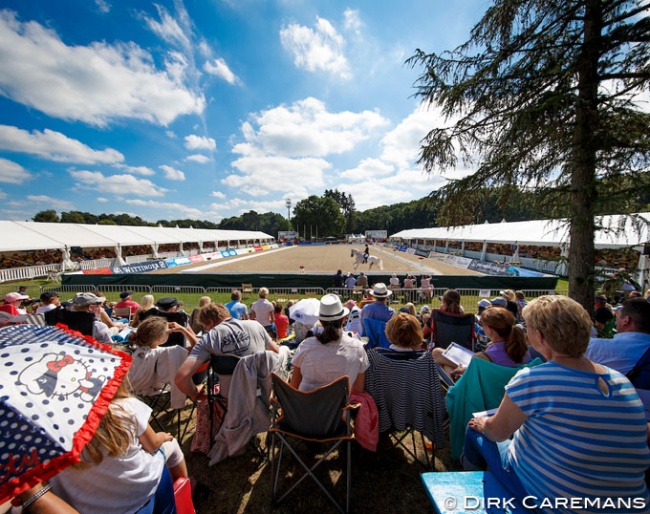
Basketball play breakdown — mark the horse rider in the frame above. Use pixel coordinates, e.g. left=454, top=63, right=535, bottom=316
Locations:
left=363, top=242, right=370, bottom=264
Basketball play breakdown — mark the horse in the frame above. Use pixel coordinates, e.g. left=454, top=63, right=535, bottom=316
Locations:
left=351, top=248, right=383, bottom=270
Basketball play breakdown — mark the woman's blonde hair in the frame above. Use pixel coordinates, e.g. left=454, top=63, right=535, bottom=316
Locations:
left=404, top=302, right=417, bottom=317
left=480, top=307, right=527, bottom=363
left=198, top=296, right=212, bottom=307
left=385, top=313, right=423, bottom=350
left=522, top=295, right=592, bottom=357
left=258, top=287, right=269, bottom=298
left=140, top=294, right=155, bottom=310
left=128, top=316, right=167, bottom=347
left=74, top=379, right=135, bottom=468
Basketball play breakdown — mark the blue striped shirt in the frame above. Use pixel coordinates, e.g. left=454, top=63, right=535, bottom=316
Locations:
left=506, top=362, right=650, bottom=513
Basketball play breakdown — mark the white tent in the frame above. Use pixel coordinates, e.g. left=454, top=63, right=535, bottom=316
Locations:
left=0, top=221, right=274, bottom=254
left=390, top=213, right=650, bottom=249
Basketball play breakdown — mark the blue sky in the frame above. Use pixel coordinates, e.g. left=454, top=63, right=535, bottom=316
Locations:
left=0, top=0, right=486, bottom=223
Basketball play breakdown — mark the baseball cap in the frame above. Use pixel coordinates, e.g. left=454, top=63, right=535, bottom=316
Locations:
left=119, top=291, right=134, bottom=299
left=73, top=292, right=106, bottom=306
left=490, top=297, right=508, bottom=308
left=4, top=292, right=29, bottom=303
left=477, top=299, right=492, bottom=309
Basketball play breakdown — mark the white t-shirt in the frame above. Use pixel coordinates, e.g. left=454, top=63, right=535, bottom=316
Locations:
left=51, top=397, right=165, bottom=514
left=291, top=332, right=369, bottom=392
left=251, top=298, right=274, bottom=327
left=35, top=303, right=57, bottom=314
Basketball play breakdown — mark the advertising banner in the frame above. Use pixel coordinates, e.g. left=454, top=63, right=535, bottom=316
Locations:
left=111, top=260, right=169, bottom=274
left=189, top=255, right=205, bottom=263
left=468, top=260, right=511, bottom=276
left=82, top=268, right=113, bottom=275
left=221, top=249, right=237, bottom=258
left=278, top=231, right=299, bottom=241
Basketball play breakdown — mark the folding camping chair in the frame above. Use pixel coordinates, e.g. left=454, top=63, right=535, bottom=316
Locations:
left=207, top=353, right=242, bottom=444
left=269, top=373, right=359, bottom=514
left=365, top=348, right=447, bottom=470
left=44, top=308, right=95, bottom=337
left=427, top=310, right=477, bottom=351
left=362, top=317, right=391, bottom=349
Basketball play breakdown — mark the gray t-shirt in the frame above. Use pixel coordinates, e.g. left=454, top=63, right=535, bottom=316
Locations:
left=190, top=318, right=271, bottom=363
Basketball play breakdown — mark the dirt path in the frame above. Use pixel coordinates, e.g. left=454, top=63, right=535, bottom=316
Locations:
left=154, top=244, right=481, bottom=276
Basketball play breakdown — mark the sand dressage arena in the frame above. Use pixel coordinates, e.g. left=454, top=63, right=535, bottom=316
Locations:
left=168, top=244, right=482, bottom=276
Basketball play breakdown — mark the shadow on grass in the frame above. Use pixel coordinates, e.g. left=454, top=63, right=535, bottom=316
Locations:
left=174, top=410, right=460, bottom=514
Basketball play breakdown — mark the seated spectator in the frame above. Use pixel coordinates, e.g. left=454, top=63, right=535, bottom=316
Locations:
left=423, top=289, right=463, bottom=341
left=131, top=294, right=155, bottom=328
left=500, top=289, right=519, bottom=319
left=419, top=274, right=433, bottom=300
left=48, top=379, right=188, bottom=514
left=385, top=312, right=424, bottom=352
left=225, top=290, right=248, bottom=320
left=250, top=287, right=276, bottom=337
left=360, top=283, right=395, bottom=330
left=274, top=303, right=290, bottom=339
left=345, top=299, right=363, bottom=335
left=72, top=293, right=113, bottom=345
left=35, top=291, right=61, bottom=314
left=0, top=292, right=29, bottom=315
left=419, top=305, right=431, bottom=328
left=464, top=295, right=650, bottom=510
left=403, top=302, right=417, bottom=317
left=174, top=303, right=286, bottom=400
left=345, top=272, right=357, bottom=292
left=291, top=294, right=369, bottom=393
left=435, top=307, right=530, bottom=379
left=593, top=306, right=616, bottom=338
left=514, top=290, right=527, bottom=323
left=128, top=316, right=196, bottom=409
left=356, top=271, right=368, bottom=290
left=190, top=295, right=212, bottom=333
left=114, top=291, right=140, bottom=315
left=389, top=273, right=400, bottom=292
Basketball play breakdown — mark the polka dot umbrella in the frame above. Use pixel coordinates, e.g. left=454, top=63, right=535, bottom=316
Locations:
left=0, top=324, right=131, bottom=504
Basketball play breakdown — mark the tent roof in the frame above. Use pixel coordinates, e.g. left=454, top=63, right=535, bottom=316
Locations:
left=0, top=221, right=274, bottom=252
left=391, top=213, right=650, bottom=249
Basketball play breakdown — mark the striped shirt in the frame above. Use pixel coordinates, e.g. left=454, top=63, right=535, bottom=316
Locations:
left=506, top=362, right=650, bottom=513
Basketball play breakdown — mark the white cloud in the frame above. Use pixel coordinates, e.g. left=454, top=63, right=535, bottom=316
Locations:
left=343, top=9, right=362, bottom=33
left=0, top=10, right=205, bottom=127
left=233, top=97, right=388, bottom=158
left=223, top=155, right=329, bottom=197
left=0, top=125, right=124, bottom=164
left=126, top=199, right=221, bottom=221
left=280, top=17, right=351, bottom=79
left=95, top=0, right=111, bottom=14
left=184, top=135, right=216, bottom=151
left=204, top=57, right=240, bottom=85
left=210, top=191, right=226, bottom=199
left=97, top=197, right=109, bottom=203
left=143, top=4, right=191, bottom=53
left=165, top=130, right=177, bottom=139
left=0, top=189, right=6, bottom=199
left=69, top=170, right=168, bottom=197
left=186, top=154, right=211, bottom=164
left=0, top=157, right=31, bottom=183
left=115, top=164, right=156, bottom=176
left=26, top=194, right=74, bottom=210
left=160, top=165, right=185, bottom=181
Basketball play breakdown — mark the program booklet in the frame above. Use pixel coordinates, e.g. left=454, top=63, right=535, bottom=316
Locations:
left=442, top=342, right=474, bottom=367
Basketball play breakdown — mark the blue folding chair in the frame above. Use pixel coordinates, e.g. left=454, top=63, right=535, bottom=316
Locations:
left=363, top=318, right=391, bottom=349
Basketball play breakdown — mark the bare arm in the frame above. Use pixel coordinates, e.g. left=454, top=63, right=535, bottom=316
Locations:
left=266, top=339, right=281, bottom=353
left=291, top=366, right=303, bottom=389
left=138, top=424, right=173, bottom=453
left=13, top=483, right=80, bottom=514
left=468, top=394, right=527, bottom=442
left=168, top=322, right=199, bottom=350
left=351, top=371, right=365, bottom=394
left=174, top=357, right=207, bottom=402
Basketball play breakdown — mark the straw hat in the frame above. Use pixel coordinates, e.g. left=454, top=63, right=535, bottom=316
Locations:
left=318, top=294, right=350, bottom=321
left=369, top=283, right=392, bottom=298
